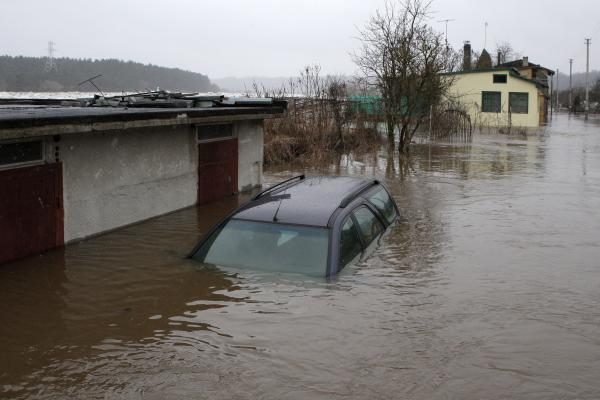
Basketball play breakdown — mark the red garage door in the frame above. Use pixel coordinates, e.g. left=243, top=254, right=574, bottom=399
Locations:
left=0, top=163, right=64, bottom=264
left=198, top=139, right=238, bottom=205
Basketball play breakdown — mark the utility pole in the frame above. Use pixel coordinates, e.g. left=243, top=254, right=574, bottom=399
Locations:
left=569, top=59, right=573, bottom=113
left=585, top=38, right=591, bottom=121
left=44, top=41, right=57, bottom=73
left=556, top=68, right=559, bottom=110
left=550, top=74, right=553, bottom=118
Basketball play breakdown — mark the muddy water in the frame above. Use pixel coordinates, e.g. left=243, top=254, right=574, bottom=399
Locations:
left=1, top=113, right=600, bottom=399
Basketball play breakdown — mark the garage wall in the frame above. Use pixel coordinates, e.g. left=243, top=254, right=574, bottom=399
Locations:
left=234, top=120, right=263, bottom=192
left=61, top=125, right=198, bottom=242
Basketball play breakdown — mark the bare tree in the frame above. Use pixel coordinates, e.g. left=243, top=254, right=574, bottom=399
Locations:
left=354, top=0, right=457, bottom=154
left=326, top=76, right=349, bottom=148
left=495, top=41, right=521, bottom=65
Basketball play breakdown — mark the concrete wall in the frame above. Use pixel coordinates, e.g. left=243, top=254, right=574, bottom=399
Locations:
left=234, top=120, right=263, bottom=192
left=449, top=71, right=541, bottom=128
left=60, top=119, right=264, bottom=243
left=61, top=125, right=198, bottom=242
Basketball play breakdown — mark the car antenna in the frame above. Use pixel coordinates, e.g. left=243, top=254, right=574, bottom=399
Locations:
left=273, top=190, right=285, bottom=222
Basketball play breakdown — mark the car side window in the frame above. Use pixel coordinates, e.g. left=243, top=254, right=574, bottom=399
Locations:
left=339, top=217, right=362, bottom=270
left=368, top=187, right=397, bottom=225
left=352, top=206, right=384, bottom=246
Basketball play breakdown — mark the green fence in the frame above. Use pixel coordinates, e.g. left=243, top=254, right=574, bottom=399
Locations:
left=348, top=95, right=383, bottom=116
left=348, top=95, right=426, bottom=117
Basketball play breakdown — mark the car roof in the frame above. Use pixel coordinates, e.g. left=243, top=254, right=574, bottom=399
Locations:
left=233, top=176, right=378, bottom=227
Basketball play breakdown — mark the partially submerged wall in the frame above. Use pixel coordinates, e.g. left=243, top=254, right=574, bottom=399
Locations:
left=0, top=107, right=275, bottom=252
left=61, top=125, right=198, bottom=242
left=60, top=120, right=264, bottom=243
left=235, top=120, right=263, bottom=191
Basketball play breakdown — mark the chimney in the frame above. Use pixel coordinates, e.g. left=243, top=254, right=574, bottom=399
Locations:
left=497, top=51, right=502, bottom=66
left=523, top=56, right=529, bottom=67
left=463, top=41, right=472, bottom=71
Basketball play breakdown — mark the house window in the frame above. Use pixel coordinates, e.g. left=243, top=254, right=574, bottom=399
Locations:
left=481, top=91, right=501, bottom=113
left=0, top=140, right=44, bottom=168
left=493, top=74, right=507, bottom=83
left=509, top=92, right=529, bottom=114
left=196, top=124, right=233, bottom=142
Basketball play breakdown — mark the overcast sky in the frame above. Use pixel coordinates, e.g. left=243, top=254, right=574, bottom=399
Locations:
left=1, top=0, right=599, bottom=79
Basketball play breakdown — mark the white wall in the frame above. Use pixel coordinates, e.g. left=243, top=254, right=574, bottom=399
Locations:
left=235, top=120, right=263, bottom=192
left=60, top=119, right=265, bottom=243
left=61, top=125, right=198, bottom=242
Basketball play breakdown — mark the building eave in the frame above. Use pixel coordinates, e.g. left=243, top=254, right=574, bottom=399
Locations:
left=0, top=106, right=285, bottom=141
left=441, top=67, right=521, bottom=76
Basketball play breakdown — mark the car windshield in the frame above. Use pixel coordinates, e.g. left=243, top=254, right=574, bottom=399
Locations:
left=194, top=219, right=329, bottom=276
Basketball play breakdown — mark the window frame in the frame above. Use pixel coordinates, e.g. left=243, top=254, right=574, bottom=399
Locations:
left=338, top=215, right=364, bottom=271
left=350, top=205, right=385, bottom=249
left=493, top=74, right=507, bottom=84
left=481, top=91, right=502, bottom=113
left=0, top=138, right=45, bottom=170
left=509, top=92, right=529, bottom=114
left=330, top=198, right=389, bottom=275
left=196, top=123, right=234, bottom=143
left=367, top=187, right=398, bottom=225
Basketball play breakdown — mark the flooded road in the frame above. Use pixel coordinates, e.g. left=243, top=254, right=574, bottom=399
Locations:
left=1, top=113, right=600, bottom=399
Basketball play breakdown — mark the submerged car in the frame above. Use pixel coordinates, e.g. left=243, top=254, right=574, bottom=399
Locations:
left=189, top=175, right=399, bottom=277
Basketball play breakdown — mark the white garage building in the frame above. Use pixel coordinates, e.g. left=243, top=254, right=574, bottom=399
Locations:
left=0, top=104, right=284, bottom=264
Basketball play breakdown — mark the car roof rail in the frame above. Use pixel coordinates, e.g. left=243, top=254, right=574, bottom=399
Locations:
left=339, top=179, right=379, bottom=208
left=252, top=174, right=305, bottom=200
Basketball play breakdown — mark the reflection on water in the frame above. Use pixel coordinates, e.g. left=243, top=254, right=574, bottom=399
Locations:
left=1, top=114, right=600, bottom=399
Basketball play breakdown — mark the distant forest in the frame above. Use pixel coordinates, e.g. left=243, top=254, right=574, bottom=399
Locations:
left=0, top=56, right=219, bottom=93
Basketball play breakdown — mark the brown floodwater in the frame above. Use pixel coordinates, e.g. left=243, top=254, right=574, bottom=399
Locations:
left=1, top=113, right=600, bottom=399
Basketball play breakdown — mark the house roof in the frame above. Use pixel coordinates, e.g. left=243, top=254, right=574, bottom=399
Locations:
left=498, top=59, right=555, bottom=75
left=441, top=67, right=545, bottom=89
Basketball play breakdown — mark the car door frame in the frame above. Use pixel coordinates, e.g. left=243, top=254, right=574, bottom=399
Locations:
left=327, top=187, right=391, bottom=276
